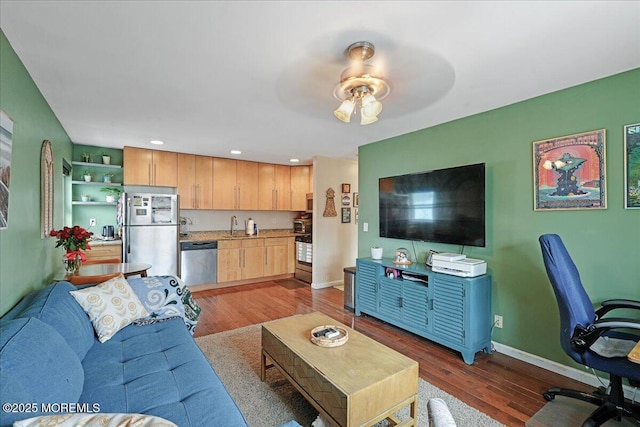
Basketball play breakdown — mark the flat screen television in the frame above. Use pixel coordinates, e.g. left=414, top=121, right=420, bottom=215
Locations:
left=379, top=163, right=485, bottom=247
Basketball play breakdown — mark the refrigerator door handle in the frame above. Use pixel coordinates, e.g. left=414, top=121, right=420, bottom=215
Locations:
left=125, top=197, right=131, bottom=259
left=172, top=196, right=179, bottom=223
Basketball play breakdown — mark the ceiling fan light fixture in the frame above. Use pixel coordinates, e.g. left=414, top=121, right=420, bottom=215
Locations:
left=334, top=99, right=355, bottom=123
left=333, top=42, right=390, bottom=125
left=360, top=109, right=378, bottom=125
left=361, top=93, right=383, bottom=117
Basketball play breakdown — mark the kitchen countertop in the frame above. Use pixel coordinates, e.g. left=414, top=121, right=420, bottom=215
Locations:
left=180, top=229, right=300, bottom=242
left=89, top=238, right=122, bottom=246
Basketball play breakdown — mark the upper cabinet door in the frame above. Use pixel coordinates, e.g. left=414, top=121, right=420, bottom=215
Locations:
left=291, top=166, right=311, bottom=211
left=258, top=163, right=275, bottom=210
left=153, top=151, right=178, bottom=187
left=274, top=165, right=291, bottom=210
left=177, top=153, right=197, bottom=209
left=236, top=160, right=259, bottom=210
left=124, top=147, right=154, bottom=185
left=196, top=155, right=214, bottom=210
left=213, top=157, right=237, bottom=210
left=124, top=147, right=177, bottom=187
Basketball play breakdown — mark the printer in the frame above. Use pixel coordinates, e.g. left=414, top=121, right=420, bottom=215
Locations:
left=431, top=253, right=487, bottom=277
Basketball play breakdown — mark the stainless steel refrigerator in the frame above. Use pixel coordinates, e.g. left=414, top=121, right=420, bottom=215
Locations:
left=121, top=192, right=179, bottom=276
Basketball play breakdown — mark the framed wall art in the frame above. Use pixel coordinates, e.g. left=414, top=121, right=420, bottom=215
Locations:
left=532, top=129, right=606, bottom=211
left=341, top=183, right=350, bottom=193
left=624, top=122, right=640, bottom=209
left=341, top=207, right=351, bottom=223
left=0, top=110, right=14, bottom=229
left=353, top=192, right=359, bottom=207
left=41, top=140, right=54, bottom=238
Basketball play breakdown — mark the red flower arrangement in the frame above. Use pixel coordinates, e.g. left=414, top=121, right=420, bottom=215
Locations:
left=49, top=225, right=93, bottom=272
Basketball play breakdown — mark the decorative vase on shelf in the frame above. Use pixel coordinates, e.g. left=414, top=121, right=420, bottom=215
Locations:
left=102, top=155, right=111, bottom=165
left=64, top=253, right=82, bottom=273
left=371, top=246, right=383, bottom=260
left=83, top=175, right=92, bottom=182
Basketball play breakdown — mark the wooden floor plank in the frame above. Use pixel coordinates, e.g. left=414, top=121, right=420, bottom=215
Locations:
left=192, top=280, right=593, bottom=426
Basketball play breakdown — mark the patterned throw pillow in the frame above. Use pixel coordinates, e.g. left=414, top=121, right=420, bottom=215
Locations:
left=70, top=275, right=149, bottom=343
left=14, top=413, right=177, bottom=427
left=127, top=275, right=201, bottom=335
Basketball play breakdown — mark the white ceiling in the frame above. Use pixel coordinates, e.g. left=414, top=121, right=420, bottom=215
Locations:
left=1, top=1, right=639, bottom=165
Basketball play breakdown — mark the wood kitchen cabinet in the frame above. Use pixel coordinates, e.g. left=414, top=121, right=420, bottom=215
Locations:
left=290, top=165, right=312, bottom=211
left=217, top=239, right=264, bottom=283
left=85, top=244, right=122, bottom=262
left=213, top=158, right=259, bottom=210
left=123, top=147, right=177, bottom=187
left=212, top=158, right=237, bottom=210
left=264, top=237, right=292, bottom=276
left=258, top=163, right=291, bottom=210
left=236, top=160, right=259, bottom=210
left=177, top=154, right=213, bottom=209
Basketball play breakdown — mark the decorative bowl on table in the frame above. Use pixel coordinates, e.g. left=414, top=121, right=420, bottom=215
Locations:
left=310, top=325, right=349, bottom=347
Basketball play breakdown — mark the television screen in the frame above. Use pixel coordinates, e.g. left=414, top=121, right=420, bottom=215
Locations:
left=379, top=163, right=485, bottom=247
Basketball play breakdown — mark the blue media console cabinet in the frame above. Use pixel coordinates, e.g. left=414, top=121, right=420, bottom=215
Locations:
left=355, top=258, right=492, bottom=364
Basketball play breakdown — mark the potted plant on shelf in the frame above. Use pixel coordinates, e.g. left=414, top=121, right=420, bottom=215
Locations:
left=101, top=152, right=111, bottom=165
left=82, top=152, right=91, bottom=163
left=81, top=193, right=91, bottom=202
left=100, top=187, right=122, bottom=203
left=103, top=172, right=114, bottom=183
left=82, top=170, right=93, bottom=182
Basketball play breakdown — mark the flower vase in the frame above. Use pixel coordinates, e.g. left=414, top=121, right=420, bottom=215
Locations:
left=64, top=253, right=82, bottom=273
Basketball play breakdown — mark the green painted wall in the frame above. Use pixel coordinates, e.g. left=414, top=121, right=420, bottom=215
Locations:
left=0, top=30, right=73, bottom=315
left=358, top=69, right=640, bottom=367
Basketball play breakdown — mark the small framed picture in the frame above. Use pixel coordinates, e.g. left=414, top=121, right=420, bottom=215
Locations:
left=342, top=194, right=351, bottom=206
left=342, top=183, right=350, bottom=193
left=353, top=192, right=359, bottom=207
left=341, top=207, right=351, bottom=223
left=426, top=250, right=439, bottom=267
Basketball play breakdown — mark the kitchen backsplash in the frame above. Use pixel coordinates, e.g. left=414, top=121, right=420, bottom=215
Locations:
left=181, top=209, right=298, bottom=232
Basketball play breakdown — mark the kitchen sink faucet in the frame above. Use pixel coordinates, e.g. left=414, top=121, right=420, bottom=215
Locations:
left=230, top=215, right=238, bottom=236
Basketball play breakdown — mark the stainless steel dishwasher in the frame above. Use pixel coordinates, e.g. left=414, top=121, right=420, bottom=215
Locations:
left=180, top=241, right=217, bottom=286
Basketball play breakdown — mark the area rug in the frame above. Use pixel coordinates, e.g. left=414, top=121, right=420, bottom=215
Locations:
left=526, top=396, right=639, bottom=427
left=196, top=323, right=504, bottom=427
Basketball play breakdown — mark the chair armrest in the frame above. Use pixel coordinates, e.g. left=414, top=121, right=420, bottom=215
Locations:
left=596, top=299, right=640, bottom=319
left=593, top=317, right=640, bottom=332
left=570, top=317, right=640, bottom=353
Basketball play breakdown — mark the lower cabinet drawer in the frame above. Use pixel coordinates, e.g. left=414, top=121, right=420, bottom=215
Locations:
left=86, top=244, right=122, bottom=261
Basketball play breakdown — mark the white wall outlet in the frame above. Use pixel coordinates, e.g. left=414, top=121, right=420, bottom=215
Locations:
left=494, top=314, right=503, bottom=329
left=89, top=218, right=96, bottom=227
left=363, top=222, right=369, bottom=232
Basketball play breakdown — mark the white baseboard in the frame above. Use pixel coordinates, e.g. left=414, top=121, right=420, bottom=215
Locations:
left=492, top=341, right=638, bottom=399
left=311, top=279, right=343, bottom=289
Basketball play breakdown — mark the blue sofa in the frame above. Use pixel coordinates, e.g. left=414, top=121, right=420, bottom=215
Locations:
left=0, top=281, right=248, bottom=427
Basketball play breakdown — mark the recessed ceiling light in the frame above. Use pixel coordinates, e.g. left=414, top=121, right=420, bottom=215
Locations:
left=150, top=140, right=164, bottom=145
left=289, top=158, right=300, bottom=163
left=230, top=150, right=242, bottom=155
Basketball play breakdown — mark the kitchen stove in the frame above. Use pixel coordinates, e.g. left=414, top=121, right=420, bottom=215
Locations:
left=294, top=233, right=312, bottom=283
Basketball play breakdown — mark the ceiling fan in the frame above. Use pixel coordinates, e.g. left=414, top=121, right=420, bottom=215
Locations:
left=333, top=41, right=391, bottom=125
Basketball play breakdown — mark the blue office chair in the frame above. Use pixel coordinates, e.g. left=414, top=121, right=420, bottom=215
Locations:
left=539, top=234, right=640, bottom=426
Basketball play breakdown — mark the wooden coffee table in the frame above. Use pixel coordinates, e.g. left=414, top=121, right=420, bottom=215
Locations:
left=629, top=340, right=640, bottom=364
left=261, top=312, right=418, bottom=427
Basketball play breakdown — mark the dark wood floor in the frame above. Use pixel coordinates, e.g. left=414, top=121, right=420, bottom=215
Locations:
left=192, top=280, right=592, bottom=426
